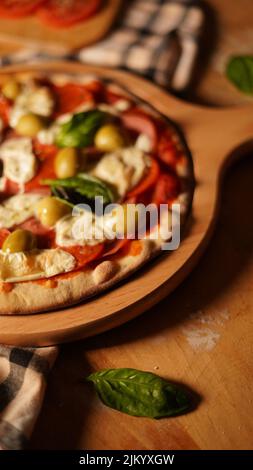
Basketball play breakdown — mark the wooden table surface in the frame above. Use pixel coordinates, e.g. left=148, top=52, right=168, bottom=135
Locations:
left=1, top=0, right=253, bottom=450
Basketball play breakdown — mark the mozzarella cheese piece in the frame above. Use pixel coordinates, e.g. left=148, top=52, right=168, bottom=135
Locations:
left=9, top=83, right=55, bottom=128
left=55, top=204, right=139, bottom=248
left=0, top=137, right=37, bottom=186
left=0, top=193, right=42, bottom=229
left=136, top=133, right=152, bottom=153
left=92, top=147, right=150, bottom=198
left=27, top=86, right=54, bottom=117
left=55, top=211, right=116, bottom=247
left=37, top=124, right=59, bottom=146
left=114, top=99, right=131, bottom=112
left=0, top=248, right=76, bottom=283
left=9, top=89, right=29, bottom=128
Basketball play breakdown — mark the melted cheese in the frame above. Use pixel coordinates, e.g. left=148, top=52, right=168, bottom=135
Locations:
left=0, top=248, right=76, bottom=283
left=136, top=133, right=152, bottom=153
left=9, top=83, right=55, bottom=127
left=92, top=147, right=150, bottom=198
left=0, top=193, right=42, bottom=229
left=55, top=211, right=115, bottom=247
left=9, top=89, right=29, bottom=128
left=37, top=124, right=59, bottom=146
left=55, top=205, right=138, bottom=248
left=97, top=101, right=131, bottom=116
left=0, top=137, right=37, bottom=186
left=114, top=99, right=131, bottom=112
left=27, top=87, right=54, bottom=117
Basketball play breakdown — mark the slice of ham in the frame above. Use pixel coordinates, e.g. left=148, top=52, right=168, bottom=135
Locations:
left=121, top=108, right=158, bottom=151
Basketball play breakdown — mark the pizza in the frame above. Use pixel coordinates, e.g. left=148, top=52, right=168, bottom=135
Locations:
left=0, top=72, right=194, bottom=314
left=0, top=1, right=102, bottom=28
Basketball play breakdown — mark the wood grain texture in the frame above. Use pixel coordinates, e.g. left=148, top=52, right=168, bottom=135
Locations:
left=0, top=61, right=253, bottom=348
left=30, top=156, right=253, bottom=450
left=27, top=0, right=253, bottom=450
left=0, top=0, right=250, bottom=451
left=0, top=0, right=121, bottom=53
left=189, top=0, right=253, bottom=106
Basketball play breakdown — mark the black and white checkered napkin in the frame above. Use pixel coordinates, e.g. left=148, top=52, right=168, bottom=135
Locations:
left=0, top=0, right=204, bottom=450
left=0, top=346, right=58, bottom=450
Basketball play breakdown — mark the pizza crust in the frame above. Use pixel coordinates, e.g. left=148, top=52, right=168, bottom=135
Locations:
left=0, top=239, right=158, bottom=314
left=0, top=72, right=194, bottom=315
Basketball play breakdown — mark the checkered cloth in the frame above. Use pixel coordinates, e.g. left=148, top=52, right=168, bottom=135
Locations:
left=0, top=346, right=57, bottom=450
left=0, top=0, right=204, bottom=450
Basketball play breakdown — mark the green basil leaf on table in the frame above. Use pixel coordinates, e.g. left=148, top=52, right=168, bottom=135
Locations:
left=86, top=368, right=190, bottom=419
left=56, top=110, right=106, bottom=148
left=42, top=173, right=115, bottom=207
left=226, top=56, right=253, bottom=95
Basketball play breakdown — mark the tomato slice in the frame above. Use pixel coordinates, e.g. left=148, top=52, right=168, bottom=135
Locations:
left=24, top=141, right=57, bottom=193
left=104, top=89, right=132, bottom=107
left=0, top=228, right=11, bottom=248
left=152, top=172, right=181, bottom=206
left=103, top=238, right=130, bottom=257
left=0, top=95, right=11, bottom=125
left=26, top=162, right=56, bottom=193
left=127, top=158, right=160, bottom=198
left=157, top=129, right=180, bottom=168
left=53, top=83, right=94, bottom=115
left=0, top=0, right=46, bottom=18
left=62, top=243, right=104, bottom=269
left=38, top=0, right=101, bottom=28
left=121, top=108, right=158, bottom=151
left=33, top=140, right=57, bottom=159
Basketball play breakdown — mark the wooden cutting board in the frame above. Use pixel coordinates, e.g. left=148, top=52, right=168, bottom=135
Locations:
left=0, top=61, right=253, bottom=347
left=26, top=1, right=253, bottom=451
left=0, top=0, right=121, bottom=53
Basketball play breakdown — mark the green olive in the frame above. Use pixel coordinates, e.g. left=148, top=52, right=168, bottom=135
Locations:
left=36, top=196, right=72, bottom=228
left=2, top=229, right=37, bottom=254
left=16, top=113, right=45, bottom=137
left=54, top=147, right=79, bottom=179
left=2, top=79, right=20, bottom=101
left=94, top=124, right=126, bottom=152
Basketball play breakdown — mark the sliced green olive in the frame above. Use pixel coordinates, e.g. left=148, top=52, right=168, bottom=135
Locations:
left=94, top=124, right=126, bottom=152
left=54, top=147, right=80, bottom=179
left=16, top=113, right=45, bottom=137
left=2, top=79, right=20, bottom=101
left=2, top=229, right=37, bottom=254
left=36, top=196, right=72, bottom=228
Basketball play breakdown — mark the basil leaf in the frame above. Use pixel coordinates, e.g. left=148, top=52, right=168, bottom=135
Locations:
left=86, top=368, right=190, bottom=419
left=43, top=174, right=114, bottom=207
left=56, top=110, right=106, bottom=148
left=226, top=56, right=253, bottom=94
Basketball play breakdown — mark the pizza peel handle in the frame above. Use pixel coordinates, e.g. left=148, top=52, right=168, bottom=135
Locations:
left=0, top=62, right=253, bottom=346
